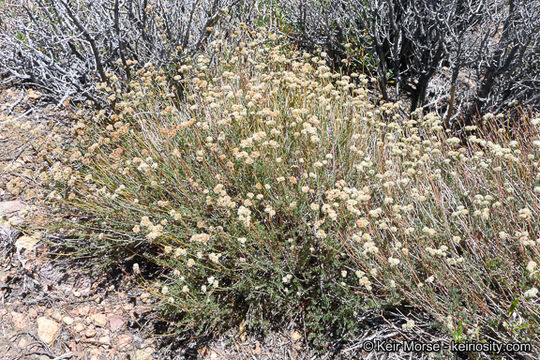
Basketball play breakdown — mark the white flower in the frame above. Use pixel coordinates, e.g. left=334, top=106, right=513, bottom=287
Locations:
left=237, top=206, right=252, bottom=226
left=527, top=261, right=537, bottom=273
left=524, top=287, right=538, bottom=298
left=208, top=253, right=221, bottom=263
left=518, top=208, right=532, bottom=220
left=402, top=320, right=415, bottom=330
left=446, top=137, right=460, bottom=145
left=190, top=233, right=210, bottom=243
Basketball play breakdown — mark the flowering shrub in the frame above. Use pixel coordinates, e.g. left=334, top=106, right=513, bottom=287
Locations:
left=46, top=26, right=539, bottom=346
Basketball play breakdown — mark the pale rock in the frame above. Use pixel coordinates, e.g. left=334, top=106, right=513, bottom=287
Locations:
left=11, top=311, right=27, bottom=330
left=0, top=220, right=19, bottom=243
left=74, top=323, right=85, bottom=333
left=14, top=232, right=41, bottom=251
left=91, top=313, right=108, bottom=327
left=63, top=316, right=74, bottom=325
left=77, top=305, right=90, bottom=316
left=51, top=311, right=63, bottom=322
left=84, top=328, right=96, bottom=338
left=36, top=317, right=60, bottom=345
left=117, top=334, right=132, bottom=349
left=291, top=330, right=302, bottom=342
left=132, top=348, right=154, bottom=360
left=0, top=200, right=25, bottom=216
left=98, top=335, right=111, bottom=346
left=17, top=337, right=29, bottom=349
left=108, top=314, right=124, bottom=332
left=0, top=201, right=25, bottom=236
left=28, top=308, right=38, bottom=319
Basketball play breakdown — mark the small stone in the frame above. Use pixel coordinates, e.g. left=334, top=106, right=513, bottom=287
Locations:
left=51, top=311, right=63, bottom=322
left=17, top=337, right=29, bottom=349
left=14, top=233, right=41, bottom=251
left=91, top=313, right=108, bottom=327
left=84, top=328, right=96, bottom=338
left=140, top=292, right=151, bottom=303
left=254, top=341, right=261, bottom=355
left=0, top=201, right=25, bottom=215
left=108, top=314, right=124, bottom=332
left=132, top=348, right=154, bottom=360
left=74, top=323, right=85, bottom=333
left=28, top=308, right=38, bottom=319
left=36, top=317, right=61, bottom=345
left=63, top=316, right=74, bottom=325
left=11, top=311, right=27, bottom=330
left=291, top=330, right=302, bottom=342
left=117, top=334, right=132, bottom=349
left=77, top=305, right=90, bottom=316
left=98, top=335, right=111, bottom=346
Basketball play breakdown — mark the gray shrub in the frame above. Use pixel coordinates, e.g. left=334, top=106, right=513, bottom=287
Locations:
left=0, top=0, right=242, bottom=107
left=277, top=0, right=540, bottom=126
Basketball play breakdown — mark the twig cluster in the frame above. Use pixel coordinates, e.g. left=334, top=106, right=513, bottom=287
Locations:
left=278, top=0, right=540, bottom=126
left=0, top=0, right=242, bottom=107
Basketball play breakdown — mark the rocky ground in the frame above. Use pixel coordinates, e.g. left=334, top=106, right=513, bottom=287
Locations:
left=0, top=88, right=162, bottom=360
